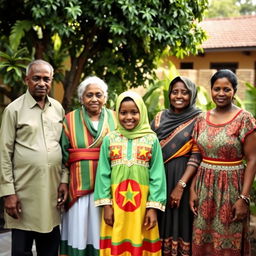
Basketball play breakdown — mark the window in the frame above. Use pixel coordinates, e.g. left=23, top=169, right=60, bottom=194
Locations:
left=210, top=63, right=238, bottom=73
left=180, top=62, right=194, bottom=69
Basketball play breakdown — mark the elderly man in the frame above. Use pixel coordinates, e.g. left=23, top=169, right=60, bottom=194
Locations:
left=0, top=59, right=68, bottom=256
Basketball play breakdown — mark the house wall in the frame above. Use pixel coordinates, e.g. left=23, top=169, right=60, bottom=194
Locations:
left=167, top=50, right=256, bottom=101
left=169, top=51, right=256, bottom=70
left=51, top=82, right=64, bottom=103
left=176, top=68, right=254, bottom=101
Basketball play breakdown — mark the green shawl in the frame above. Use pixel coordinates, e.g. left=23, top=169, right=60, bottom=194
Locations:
left=115, top=91, right=155, bottom=139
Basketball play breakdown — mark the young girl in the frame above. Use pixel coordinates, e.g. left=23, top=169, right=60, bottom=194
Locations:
left=94, top=91, right=166, bottom=256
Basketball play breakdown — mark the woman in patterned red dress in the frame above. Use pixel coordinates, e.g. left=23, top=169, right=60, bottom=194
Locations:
left=190, top=69, right=256, bottom=256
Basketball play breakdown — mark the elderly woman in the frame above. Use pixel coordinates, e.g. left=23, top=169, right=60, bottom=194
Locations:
left=60, top=76, right=117, bottom=256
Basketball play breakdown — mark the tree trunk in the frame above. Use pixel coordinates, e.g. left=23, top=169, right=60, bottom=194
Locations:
left=62, top=55, right=88, bottom=112
left=61, top=26, right=100, bottom=112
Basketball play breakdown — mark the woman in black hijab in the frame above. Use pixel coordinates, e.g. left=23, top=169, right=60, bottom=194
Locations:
left=151, top=76, right=201, bottom=256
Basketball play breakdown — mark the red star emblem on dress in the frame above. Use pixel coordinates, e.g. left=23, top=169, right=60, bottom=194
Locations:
left=110, top=145, right=122, bottom=160
left=115, top=179, right=142, bottom=212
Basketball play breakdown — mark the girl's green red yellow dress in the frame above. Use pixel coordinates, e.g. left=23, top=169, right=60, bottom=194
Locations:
left=94, top=131, right=166, bottom=256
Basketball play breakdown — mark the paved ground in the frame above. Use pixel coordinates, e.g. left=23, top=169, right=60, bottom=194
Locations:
left=0, top=218, right=256, bottom=255
left=0, top=231, right=12, bottom=256
left=250, top=215, right=256, bottom=255
left=0, top=230, right=37, bottom=255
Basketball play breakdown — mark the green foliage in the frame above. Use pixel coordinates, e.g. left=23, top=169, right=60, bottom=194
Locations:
left=206, top=0, right=256, bottom=18
left=143, top=63, right=179, bottom=121
left=0, top=45, right=31, bottom=100
left=243, top=82, right=256, bottom=117
left=65, top=1, right=82, bottom=19
left=237, top=0, right=256, bottom=15
left=241, top=82, right=256, bottom=213
left=206, top=0, right=240, bottom=18
left=251, top=180, right=256, bottom=214
left=0, top=0, right=208, bottom=111
left=196, top=85, right=214, bottom=111
left=10, top=20, right=33, bottom=51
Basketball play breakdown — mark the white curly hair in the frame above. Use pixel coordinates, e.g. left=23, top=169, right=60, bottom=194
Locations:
left=77, top=76, right=108, bottom=104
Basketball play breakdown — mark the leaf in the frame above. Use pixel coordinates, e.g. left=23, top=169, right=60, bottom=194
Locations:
left=15, top=63, right=28, bottom=69
left=7, top=66, right=14, bottom=72
left=13, top=48, right=29, bottom=59
left=10, top=20, right=33, bottom=50
left=143, top=82, right=160, bottom=102
left=0, top=51, right=14, bottom=60
left=13, top=67, right=22, bottom=77
left=52, top=33, right=62, bottom=51
left=0, top=62, right=11, bottom=68
left=65, top=3, right=82, bottom=20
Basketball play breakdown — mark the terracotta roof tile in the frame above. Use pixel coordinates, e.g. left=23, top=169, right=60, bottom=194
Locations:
left=200, top=15, right=256, bottom=49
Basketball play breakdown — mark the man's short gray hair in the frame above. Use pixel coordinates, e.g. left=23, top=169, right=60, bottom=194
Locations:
left=26, top=59, right=54, bottom=76
left=77, top=76, right=108, bottom=104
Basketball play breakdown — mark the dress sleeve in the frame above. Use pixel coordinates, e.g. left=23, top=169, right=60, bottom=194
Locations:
left=0, top=107, right=16, bottom=196
left=187, top=142, right=202, bottom=168
left=191, top=114, right=202, bottom=141
left=94, top=136, right=112, bottom=206
left=146, top=137, right=166, bottom=211
left=239, top=111, right=256, bottom=143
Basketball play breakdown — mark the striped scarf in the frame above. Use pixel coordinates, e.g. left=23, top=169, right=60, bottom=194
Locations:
left=61, top=107, right=116, bottom=208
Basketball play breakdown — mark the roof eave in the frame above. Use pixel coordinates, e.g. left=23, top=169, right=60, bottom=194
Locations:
left=203, top=46, right=256, bottom=53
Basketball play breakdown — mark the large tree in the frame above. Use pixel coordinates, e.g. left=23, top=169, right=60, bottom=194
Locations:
left=0, top=0, right=208, bottom=111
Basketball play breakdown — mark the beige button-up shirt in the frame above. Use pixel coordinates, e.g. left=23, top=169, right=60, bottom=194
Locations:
left=0, top=90, right=69, bottom=232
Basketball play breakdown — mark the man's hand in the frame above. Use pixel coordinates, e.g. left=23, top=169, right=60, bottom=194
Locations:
left=4, top=194, right=21, bottom=219
left=57, top=183, right=68, bottom=209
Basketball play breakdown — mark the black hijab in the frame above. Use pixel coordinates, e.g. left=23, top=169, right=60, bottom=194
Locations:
left=152, top=76, right=202, bottom=140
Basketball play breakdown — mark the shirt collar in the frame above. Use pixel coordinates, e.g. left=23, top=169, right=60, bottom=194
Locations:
left=25, top=90, right=51, bottom=109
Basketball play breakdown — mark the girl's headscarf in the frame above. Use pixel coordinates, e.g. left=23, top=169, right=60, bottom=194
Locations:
left=116, top=91, right=155, bottom=139
left=152, top=76, right=201, bottom=140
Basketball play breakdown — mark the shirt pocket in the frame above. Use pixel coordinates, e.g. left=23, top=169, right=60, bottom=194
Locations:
left=51, top=121, right=63, bottom=141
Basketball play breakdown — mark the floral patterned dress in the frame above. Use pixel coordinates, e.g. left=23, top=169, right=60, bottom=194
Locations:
left=192, top=109, right=256, bottom=256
